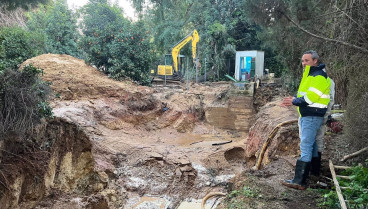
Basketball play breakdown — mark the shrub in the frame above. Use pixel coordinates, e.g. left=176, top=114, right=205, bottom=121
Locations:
left=319, top=161, right=368, bottom=208
left=79, top=0, right=128, bottom=71
left=0, top=65, right=52, bottom=137
left=26, top=0, right=81, bottom=58
left=0, top=26, right=43, bottom=71
left=107, top=21, right=154, bottom=85
left=79, top=0, right=154, bottom=85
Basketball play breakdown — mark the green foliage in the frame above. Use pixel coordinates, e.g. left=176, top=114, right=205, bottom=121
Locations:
left=208, top=22, right=226, bottom=39
left=107, top=21, right=154, bottom=85
left=225, top=186, right=260, bottom=209
left=79, top=0, right=127, bottom=70
left=0, top=0, right=49, bottom=10
left=130, top=0, right=285, bottom=81
left=26, top=0, right=81, bottom=58
left=0, top=64, right=52, bottom=137
left=44, top=0, right=80, bottom=57
left=319, top=162, right=368, bottom=208
left=79, top=0, right=153, bottom=85
left=281, top=70, right=301, bottom=94
left=318, top=189, right=340, bottom=208
left=0, top=27, right=43, bottom=71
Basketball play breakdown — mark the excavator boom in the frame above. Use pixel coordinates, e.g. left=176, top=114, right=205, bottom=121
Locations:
left=171, top=30, right=199, bottom=73
left=154, top=30, right=199, bottom=80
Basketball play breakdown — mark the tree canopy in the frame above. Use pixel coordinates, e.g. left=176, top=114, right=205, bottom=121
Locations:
left=27, top=0, right=81, bottom=58
left=0, top=0, right=49, bottom=10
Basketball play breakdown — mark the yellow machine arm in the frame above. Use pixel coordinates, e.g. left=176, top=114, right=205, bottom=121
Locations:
left=171, top=29, right=199, bottom=73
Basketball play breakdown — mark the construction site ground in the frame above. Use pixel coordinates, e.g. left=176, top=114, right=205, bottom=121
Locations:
left=0, top=54, right=349, bottom=209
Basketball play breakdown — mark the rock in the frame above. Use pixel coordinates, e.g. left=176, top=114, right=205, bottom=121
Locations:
left=175, top=168, right=182, bottom=176
left=180, top=165, right=193, bottom=172
left=177, top=158, right=190, bottom=165
left=86, top=194, right=108, bottom=209
left=187, top=172, right=196, bottom=176
left=158, top=160, right=165, bottom=166
left=92, top=183, right=105, bottom=192
left=97, top=171, right=109, bottom=183
left=147, top=152, right=163, bottom=160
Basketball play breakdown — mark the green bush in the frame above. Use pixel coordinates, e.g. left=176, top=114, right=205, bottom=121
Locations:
left=26, top=0, right=81, bottom=58
left=79, top=0, right=154, bottom=85
left=319, top=161, right=368, bottom=208
left=0, top=27, right=43, bottom=71
left=0, top=64, right=52, bottom=137
left=1, top=0, right=49, bottom=10
left=79, top=0, right=128, bottom=71
left=225, top=186, right=260, bottom=209
left=107, top=21, right=154, bottom=85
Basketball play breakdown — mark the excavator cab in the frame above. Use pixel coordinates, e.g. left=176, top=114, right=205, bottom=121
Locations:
left=155, top=55, right=185, bottom=80
left=156, top=54, right=173, bottom=76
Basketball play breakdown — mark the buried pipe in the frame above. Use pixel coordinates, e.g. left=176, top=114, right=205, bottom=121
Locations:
left=201, top=192, right=227, bottom=209
left=254, top=119, right=298, bottom=170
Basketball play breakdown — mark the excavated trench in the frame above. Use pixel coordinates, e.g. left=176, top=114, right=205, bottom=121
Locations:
left=0, top=54, right=300, bottom=209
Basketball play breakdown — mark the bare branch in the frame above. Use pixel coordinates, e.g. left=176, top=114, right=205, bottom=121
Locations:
left=340, top=146, right=368, bottom=162
left=281, top=12, right=368, bottom=54
left=333, top=5, right=368, bottom=36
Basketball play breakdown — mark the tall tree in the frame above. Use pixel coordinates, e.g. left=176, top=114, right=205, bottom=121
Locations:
left=130, top=0, right=282, bottom=80
left=79, top=0, right=129, bottom=70
left=27, top=0, right=81, bottom=57
left=244, top=0, right=368, bottom=156
left=0, top=0, right=49, bottom=10
left=79, top=0, right=154, bottom=85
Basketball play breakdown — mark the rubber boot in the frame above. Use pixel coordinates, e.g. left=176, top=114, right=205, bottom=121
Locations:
left=310, top=152, right=321, bottom=176
left=281, top=160, right=310, bottom=190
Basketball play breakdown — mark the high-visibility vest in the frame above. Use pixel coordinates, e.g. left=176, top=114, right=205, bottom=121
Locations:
left=297, top=65, right=331, bottom=117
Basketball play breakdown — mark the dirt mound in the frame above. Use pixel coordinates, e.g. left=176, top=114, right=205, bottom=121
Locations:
left=253, top=83, right=286, bottom=112
left=21, top=54, right=151, bottom=100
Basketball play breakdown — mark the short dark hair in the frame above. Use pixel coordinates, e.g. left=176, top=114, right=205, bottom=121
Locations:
left=303, top=50, right=319, bottom=60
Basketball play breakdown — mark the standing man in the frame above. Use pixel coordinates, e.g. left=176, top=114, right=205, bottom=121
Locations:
left=281, top=50, right=331, bottom=190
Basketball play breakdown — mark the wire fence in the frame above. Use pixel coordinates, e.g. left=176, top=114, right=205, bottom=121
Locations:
left=183, top=57, right=234, bottom=84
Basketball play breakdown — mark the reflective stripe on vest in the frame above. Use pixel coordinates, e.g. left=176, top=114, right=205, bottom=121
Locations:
left=304, top=95, right=328, bottom=108
left=308, top=87, right=330, bottom=99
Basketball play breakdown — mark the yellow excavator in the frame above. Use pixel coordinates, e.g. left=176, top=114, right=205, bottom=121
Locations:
left=152, top=30, right=199, bottom=81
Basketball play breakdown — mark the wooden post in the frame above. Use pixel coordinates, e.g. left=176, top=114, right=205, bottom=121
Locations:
left=329, top=160, right=348, bottom=209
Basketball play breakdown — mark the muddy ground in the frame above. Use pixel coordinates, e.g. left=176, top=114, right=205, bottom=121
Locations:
left=0, top=54, right=350, bottom=209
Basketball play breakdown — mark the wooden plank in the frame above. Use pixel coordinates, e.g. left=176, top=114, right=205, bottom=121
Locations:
left=336, top=175, right=353, bottom=180
left=334, top=165, right=352, bottom=170
left=329, top=160, right=348, bottom=209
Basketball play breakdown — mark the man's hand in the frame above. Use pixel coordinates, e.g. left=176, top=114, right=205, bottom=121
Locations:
left=281, top=96, right=294, bottom=107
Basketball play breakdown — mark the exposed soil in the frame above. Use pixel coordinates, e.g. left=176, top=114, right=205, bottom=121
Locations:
left=0, top=54, right=350, bottom=209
